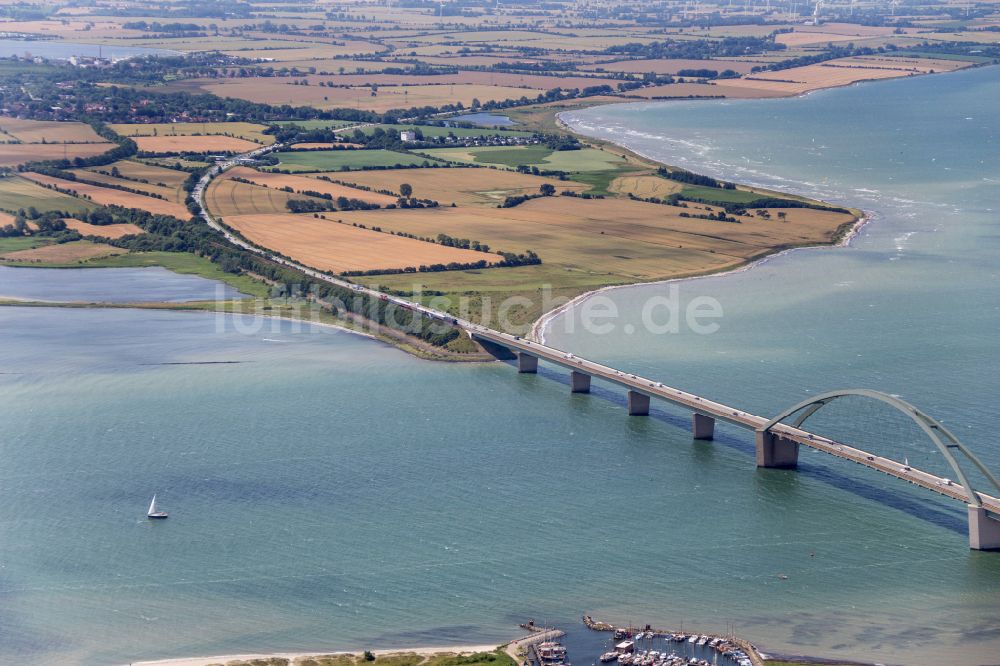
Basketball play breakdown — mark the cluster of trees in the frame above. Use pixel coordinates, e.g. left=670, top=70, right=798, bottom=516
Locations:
left=394, top=197, right=439, bottom=209
left=435, top=233, right=490, bottom=253
left=123, top=21, right=202, bottom=32
left=0, top=59, right=381, bottom=125
left=0, top=218, right=29, bottom=238
left=285, top=195, right=385, bottom=213
left=605, top=36, right=784, bottom=59
left=341, top=247, right=540, bottom=277
left=676, top=68, right=740, bottom=80
left=286, top=198, right=336, bottom=213
left=545, top=135, right=581, bottom=151
left=0, top=208, right=78, bottom=241
left=121, top=21, right=205, bottom=36
left=514, top=164, right=568, bottom=179
left=678, top=210, right=740, bottom=223
left=715, top=197, right=851, bottom=216
left=497, top=250, right=541, bottom=267
left=340, top=260, right=492, bottom=277
left=559, top=190, right=606, bottom=200
left=658, top=167, right=735, bottom=189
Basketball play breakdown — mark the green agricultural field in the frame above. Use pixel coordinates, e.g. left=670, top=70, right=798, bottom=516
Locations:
left=109, top=121, right=274, bottom=144
left=0, top=236, right=53, bottom=253
left=570, top=168, right=645, bottom=197
left=267, top=149, right=437, bottom=172
left=0, top=176, right=96, bottom=215
left=679, top=184, right=769, bottom=204
left=416, top=145, right=551, bottom=168
left=473, top=145, right=554, bottom=167
left=416, top=145, right=625, bottom=172
left=894, top=50, right=993, bottom=63
left=541, top=147, right=627, bottom=172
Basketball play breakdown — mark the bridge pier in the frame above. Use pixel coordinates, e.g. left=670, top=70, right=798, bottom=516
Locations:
left=571, top=371, right=591, bottom=393
left=517, top=352, right=538, bottom=373
left=627, top=390, right=650, bottom=416
left=692, top=413, right=715, bottom=440
left=755, top=430, right=799, bottom=469
left=969, top=506, right=1000, bottom=551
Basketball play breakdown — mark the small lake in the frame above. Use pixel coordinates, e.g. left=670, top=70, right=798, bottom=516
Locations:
left=0, top=266, right=245, bottom=303
left=0, top=38, right=179, bottom=61
left=447, top=112, right=516, bottom=127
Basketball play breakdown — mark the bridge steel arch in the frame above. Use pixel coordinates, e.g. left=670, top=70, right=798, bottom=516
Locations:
left=758, top=388, right=1000, bottom=550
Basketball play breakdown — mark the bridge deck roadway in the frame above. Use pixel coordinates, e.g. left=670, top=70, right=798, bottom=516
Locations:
left=466, top=327, right=1000, bottom=515
left=197, top=144, right=1000, bottom=518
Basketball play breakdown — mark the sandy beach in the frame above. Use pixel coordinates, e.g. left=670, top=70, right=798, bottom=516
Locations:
left=131, top=643, right=505, bottom=666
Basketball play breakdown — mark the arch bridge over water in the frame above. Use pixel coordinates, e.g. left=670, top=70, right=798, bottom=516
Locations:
left=468, top=330, right=1000, bottom=551
left=194, top=152, right=1000, bottom=551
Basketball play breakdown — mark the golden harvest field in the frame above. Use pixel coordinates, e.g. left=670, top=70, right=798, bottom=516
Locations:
left=63, top=219, right=144, bottom=239
left=109, top=122, right=274, bottom=144
left=133, top=135, right=263, bottom=154
left=608, top=175, right=684, bottom=199
left=719, top=56, right=973, bottom=96
left=325, top=196, right=857, bottom=279
left=224, top=213, right=499, bottom=273
left=225, top=167, right=399, bottom=206
left=68, top=169, right=185, bottom=203
left=0, top=144, right=113, bottom=167
left=206, top=178, right=308, bottom=217
left=0, top=175, right=95, bottom=214
left=88, top=160, right=190, bottom=189
left=0, top=117, right=107, bottom=143
left=0, top=239, right=125, bottom=263
left=332, top=168, right=589, bottom=207
left=21, top=172, right=191, bottom=218
left=177, top=79, right=547, bottom=112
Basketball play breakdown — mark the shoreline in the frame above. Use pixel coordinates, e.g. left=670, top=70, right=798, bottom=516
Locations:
left=130, top=642, right=505, bottom=666
left=0, top=298, right=494, bottom=362
left=531, top=209, right=870, bottom=344
left=531, top=98, right=876, bottom=344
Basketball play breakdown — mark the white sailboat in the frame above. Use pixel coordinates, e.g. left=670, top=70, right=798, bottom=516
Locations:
left=147, top=494, right=169, bottom=519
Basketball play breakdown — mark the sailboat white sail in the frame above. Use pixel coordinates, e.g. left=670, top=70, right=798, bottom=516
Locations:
left=147, top=494, right=168, bottom=519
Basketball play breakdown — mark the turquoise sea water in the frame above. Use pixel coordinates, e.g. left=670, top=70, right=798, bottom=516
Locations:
left=1, top=67, right=999, bottom=665
left=0, top=266, right=243, bottom=303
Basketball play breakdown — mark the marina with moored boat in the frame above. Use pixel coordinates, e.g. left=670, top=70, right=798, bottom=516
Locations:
left=580, top=616, right=760, bottom=666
